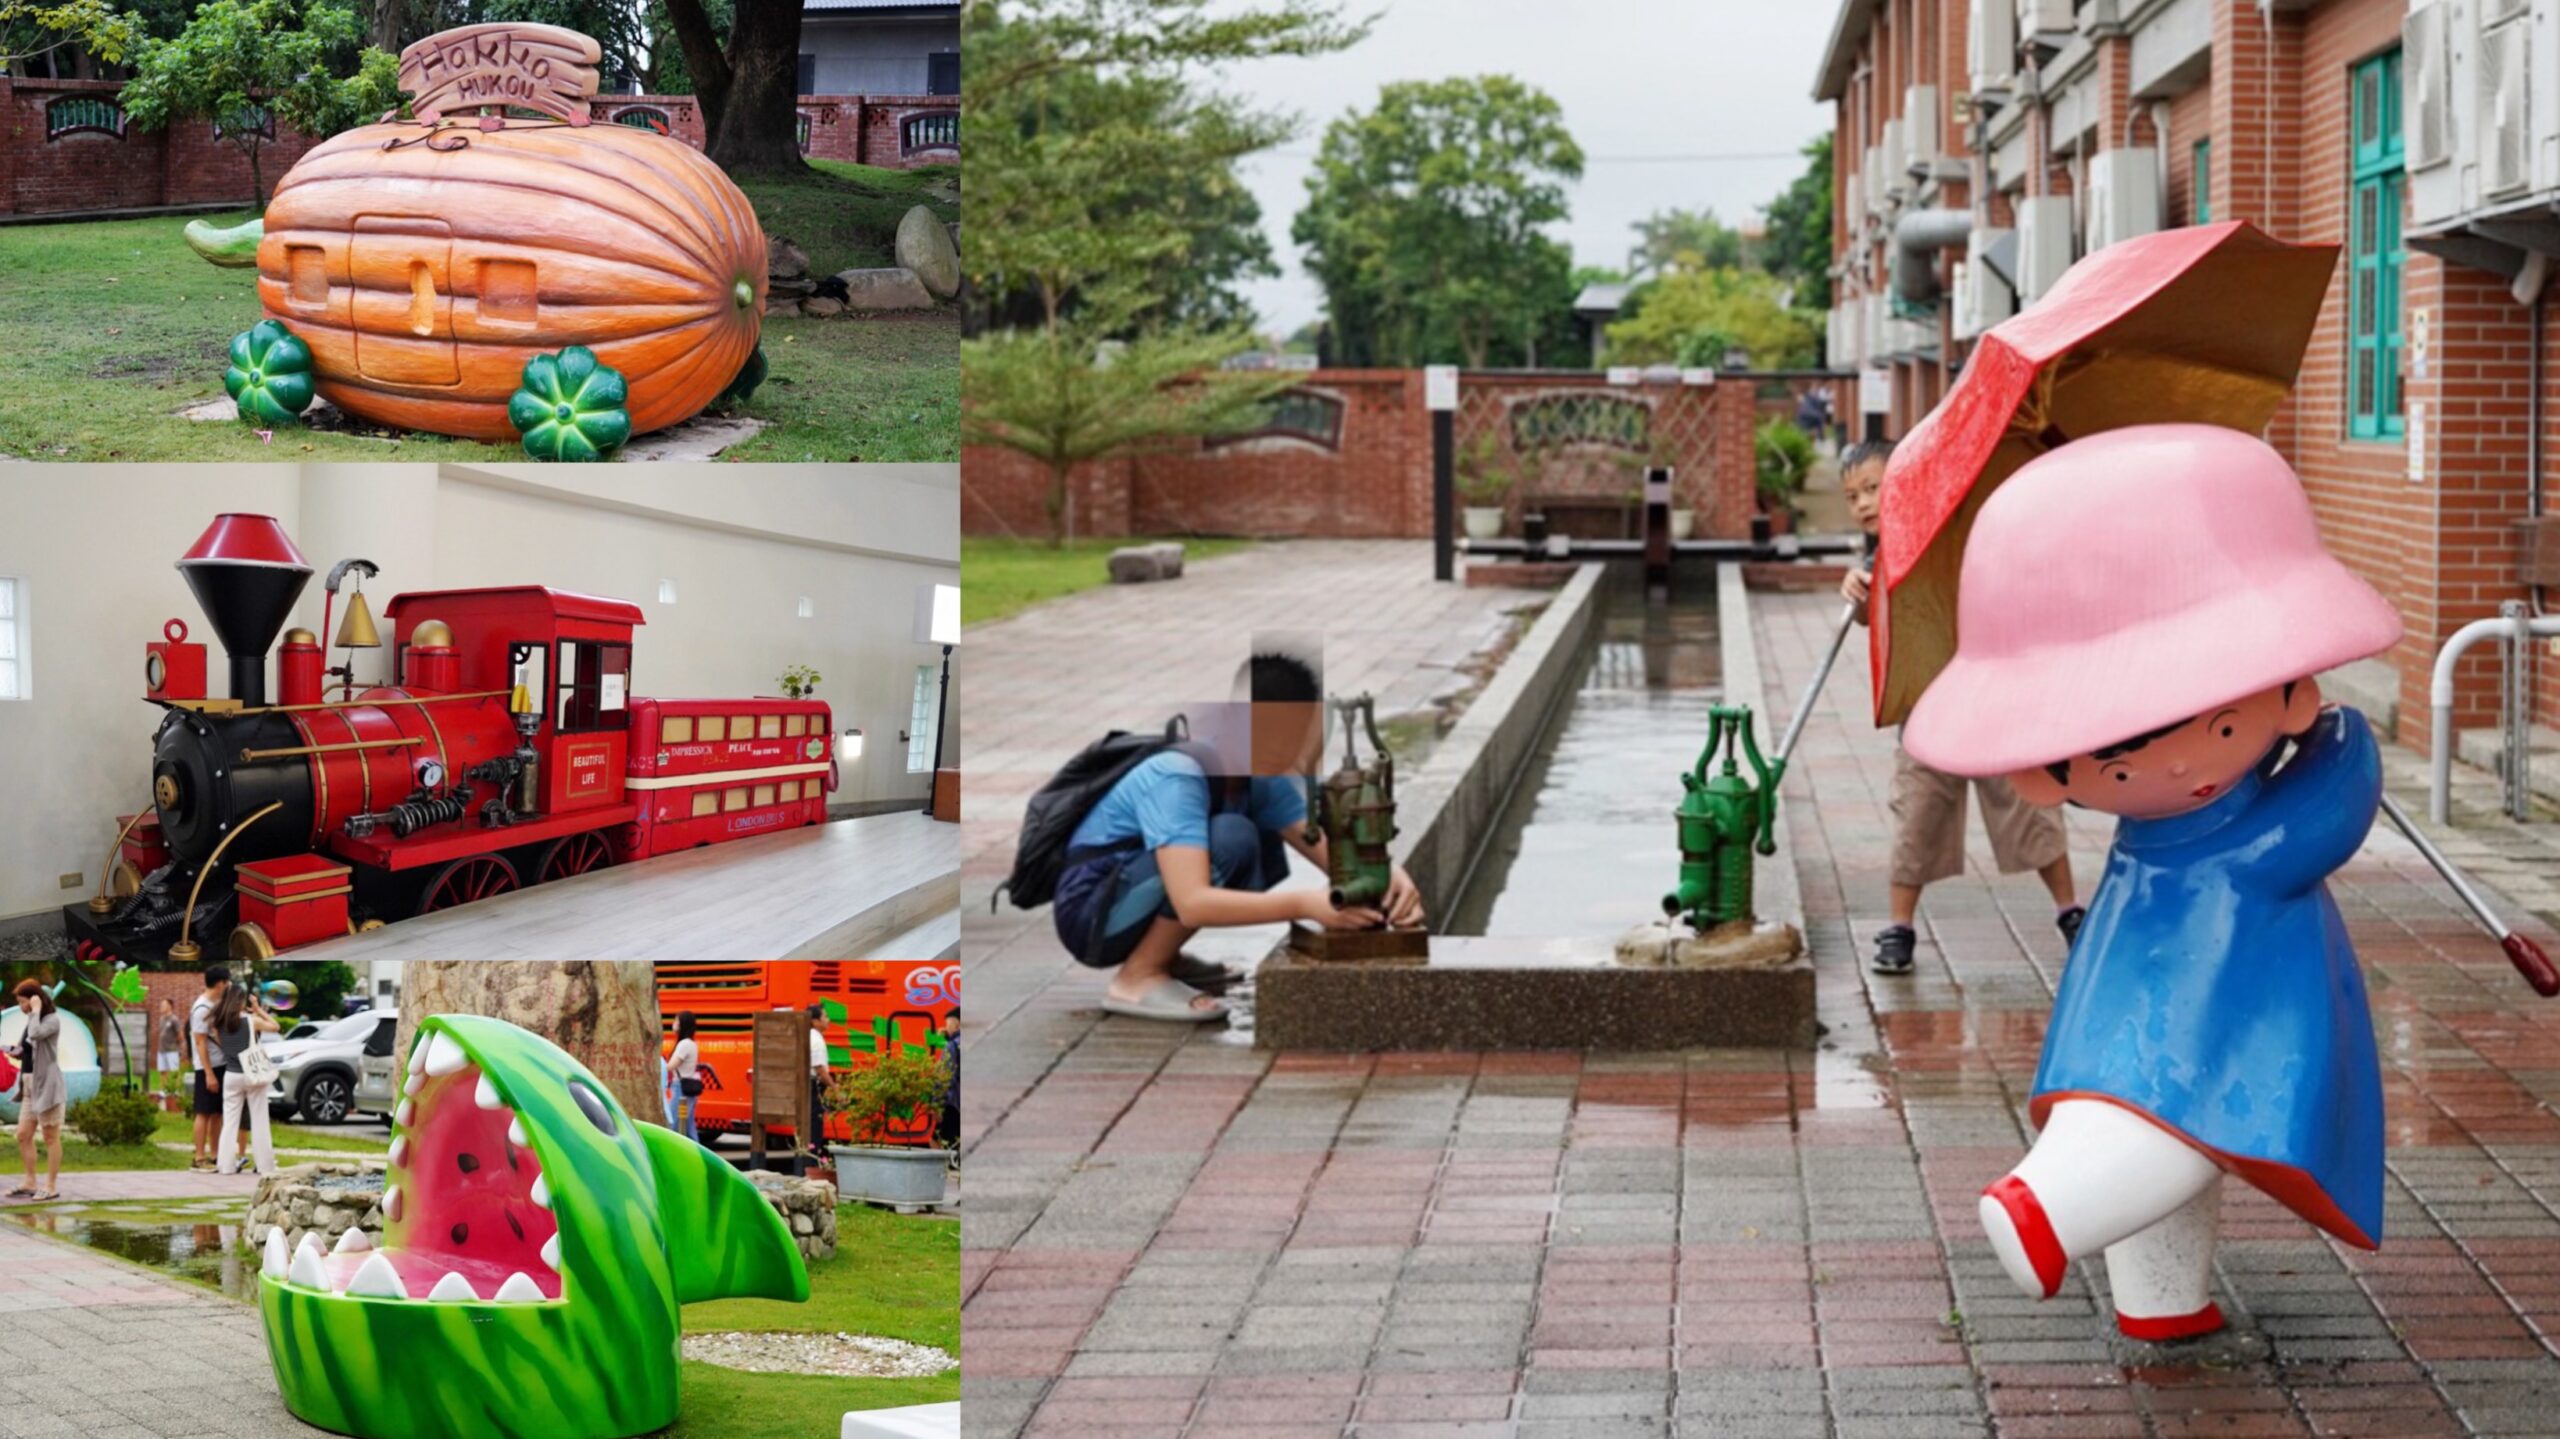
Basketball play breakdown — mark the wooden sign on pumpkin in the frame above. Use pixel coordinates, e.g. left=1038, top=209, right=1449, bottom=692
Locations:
left=399, top=23, right=601, bottom=126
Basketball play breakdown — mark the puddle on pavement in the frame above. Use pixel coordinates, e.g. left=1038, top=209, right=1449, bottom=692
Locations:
left=5, top=1207, right=262, bottom=1300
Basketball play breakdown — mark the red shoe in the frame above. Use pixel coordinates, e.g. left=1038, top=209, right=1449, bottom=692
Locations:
left=2117, top=1302, right=2225, bottom=1341
left=1982, top=1174, right=2068, bottom=1298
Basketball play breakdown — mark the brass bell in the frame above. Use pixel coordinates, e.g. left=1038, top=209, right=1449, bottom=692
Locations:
left=333, top=587, right=382, bottom=649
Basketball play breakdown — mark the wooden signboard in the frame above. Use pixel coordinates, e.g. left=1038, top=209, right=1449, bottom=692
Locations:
left=398, top=23, right=602, bottom=126
left=748, top=1008, right=813, bottom=1171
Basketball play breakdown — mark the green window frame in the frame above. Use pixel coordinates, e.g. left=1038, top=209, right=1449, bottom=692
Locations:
left=2192, top=138, right=2211, bottom=224
left=2348, top=49, right=2406, bottom=441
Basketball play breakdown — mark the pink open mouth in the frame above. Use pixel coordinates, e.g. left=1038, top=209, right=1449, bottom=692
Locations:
left=263, top=1030, right=562, bottom=1303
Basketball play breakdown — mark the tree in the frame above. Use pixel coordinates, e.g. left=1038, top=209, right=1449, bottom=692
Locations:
left=1762, top=133, right=1834, bottom=312
left=1, top=0, right=146, bottom=77
left=121, top=0, right=398, bottom=205
left=660, top=0, right=802, bottom=173
left=394, top=961, right=663, bottom=1127
left=1606, top=265, right=1818, bottom=370
left=1293, top=76, right=1585, bottom=368
left=964, top=317, right=1296, bottom=543
left=1627, top=207, right=1750, bottom=280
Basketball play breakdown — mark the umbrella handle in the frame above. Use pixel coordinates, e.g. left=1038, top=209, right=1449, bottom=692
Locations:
left=1774, top=600, right=1862, bottom=769
left=2504, top=933, right=2560, bottom=999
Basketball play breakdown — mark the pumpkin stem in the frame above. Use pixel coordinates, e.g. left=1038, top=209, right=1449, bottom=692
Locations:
left=733, top=278, right=755, bottom=310
left=185, top=216, right=265, bottom=269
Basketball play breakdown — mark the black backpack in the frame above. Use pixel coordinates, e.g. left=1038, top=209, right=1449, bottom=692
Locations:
left=995, top=717, right=1201, bottom=911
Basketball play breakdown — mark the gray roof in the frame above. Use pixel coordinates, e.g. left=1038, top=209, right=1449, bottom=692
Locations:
left=1573, top=283, right=1632, bottom=317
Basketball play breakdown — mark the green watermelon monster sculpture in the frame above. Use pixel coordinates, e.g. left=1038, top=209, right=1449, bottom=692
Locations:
left=256, top=1014, right=807, bottom=1438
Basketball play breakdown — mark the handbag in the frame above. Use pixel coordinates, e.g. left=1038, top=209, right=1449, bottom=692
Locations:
left=236, top=1035, right=280, bottom=1085
left=680, top=1076, right=704, bottom=1097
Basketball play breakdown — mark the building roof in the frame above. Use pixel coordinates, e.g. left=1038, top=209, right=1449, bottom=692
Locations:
left=1813, top=0, right=1885, bottom=102
left=1573, top=283, right=1632, bottom=318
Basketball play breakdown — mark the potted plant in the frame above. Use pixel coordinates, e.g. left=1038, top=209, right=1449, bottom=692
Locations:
left=777, top=664, right=823, bottom=700
left=1455, top=434, right=1515, bottom=540
left=822, top=1048, right=950, bottom=1208
left=1755, top=417, right=1814, bottom=533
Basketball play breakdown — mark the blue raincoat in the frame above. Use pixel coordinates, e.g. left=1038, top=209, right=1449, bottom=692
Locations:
left=2029, top=706, right=2385, bottom=1248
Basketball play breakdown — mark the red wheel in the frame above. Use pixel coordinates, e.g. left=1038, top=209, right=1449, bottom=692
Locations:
left=534, top=832, right=615, bottom=883
left=416, top=854, right=520, bottom=915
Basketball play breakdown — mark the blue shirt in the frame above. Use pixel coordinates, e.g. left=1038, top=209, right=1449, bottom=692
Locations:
left=1068, top=751, right=1308, bottom=854
left=2031, top=707, right=2385, bottom=1247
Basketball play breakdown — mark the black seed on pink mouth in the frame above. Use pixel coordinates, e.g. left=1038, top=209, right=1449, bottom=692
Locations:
left=505, top=1211, right=524, bottom=1241
left=458, top=1153, right=480, bottom=1174
left=451, top=1223, right=469, bottom=1244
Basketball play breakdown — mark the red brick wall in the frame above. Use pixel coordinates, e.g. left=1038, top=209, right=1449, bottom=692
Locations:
left=2163, top=79, right=2215, bottom=229
left=961, top=368, right=1778, bottom=542
left=1, top=80, right=961, bottom=216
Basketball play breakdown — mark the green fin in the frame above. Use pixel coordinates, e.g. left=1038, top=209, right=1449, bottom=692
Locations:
left=639, top=1122, right=810, bottom=1305
left=184, top=216, right=263, bottom=268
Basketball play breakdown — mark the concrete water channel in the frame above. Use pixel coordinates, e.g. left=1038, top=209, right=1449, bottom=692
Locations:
left=1254, top=559, right=1817, bottom=1051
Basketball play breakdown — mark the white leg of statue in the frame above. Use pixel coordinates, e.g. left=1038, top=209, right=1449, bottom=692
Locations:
left=1977, top=1098, right=2220, bottom=1299
left=2100, top=1175, right=2225, bottom=1339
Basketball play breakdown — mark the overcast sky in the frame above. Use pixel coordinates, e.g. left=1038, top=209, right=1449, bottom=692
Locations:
left=1214, top=0, right=1843, bottom=336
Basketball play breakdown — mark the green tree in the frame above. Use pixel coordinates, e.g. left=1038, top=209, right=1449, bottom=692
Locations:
left=1, top=0, right=146, bottom=76
left=963, top=317, right=1296, bottom=543
left=661, top=0, right=802, bottom=173
left=1293, top=75, right=1584, bottom=368
left=1607, top=265, right=1818, bottom=370
left=1761, top=133, right=1834, bottom=312
left=1627, top=206, right=1750, bottom=280
left=121, top=0, right=399, bottom=205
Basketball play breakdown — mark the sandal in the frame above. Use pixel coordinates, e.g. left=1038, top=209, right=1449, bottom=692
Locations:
left=1099, top=977, right=1231, bottom=1024
left=30, top=1191, right=56, bottom=1202
left=5, top=1186, right=32, bottom=1199
left=1168, top=953, right=1243, bottom=992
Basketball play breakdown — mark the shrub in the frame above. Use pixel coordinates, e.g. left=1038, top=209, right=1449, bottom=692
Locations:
left=1454, top=433, right=1518, bottom=506
left=824, top=1049, right=945, bottom=1147
left=68, top=1089, right=159, bottom=1147
left=1755, top=417, right=1816, bottom=507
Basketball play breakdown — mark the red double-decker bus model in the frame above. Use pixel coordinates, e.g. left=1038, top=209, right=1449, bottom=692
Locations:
left=64, top=514, right=840, bottom=963
left=656, top=960, right=957, bottom=1146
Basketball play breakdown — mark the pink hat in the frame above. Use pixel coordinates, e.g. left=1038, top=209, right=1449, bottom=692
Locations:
left=1901, top=423, right=2401, bottom=777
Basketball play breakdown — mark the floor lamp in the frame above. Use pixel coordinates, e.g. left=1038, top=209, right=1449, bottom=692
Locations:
left=915, top=582, right=960, bottom=815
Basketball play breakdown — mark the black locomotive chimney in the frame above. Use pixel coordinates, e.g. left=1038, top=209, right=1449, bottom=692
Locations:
left=175, top=514, right=313, bottom=708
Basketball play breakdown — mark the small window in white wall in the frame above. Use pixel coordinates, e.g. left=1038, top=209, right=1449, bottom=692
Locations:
left=907, top=664, right=938, bottom=773
left=0, top=577, right=23, bottom=701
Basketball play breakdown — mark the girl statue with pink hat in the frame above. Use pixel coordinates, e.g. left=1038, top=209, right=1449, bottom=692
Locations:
left=1900, top=421, right=2404, bottom=1341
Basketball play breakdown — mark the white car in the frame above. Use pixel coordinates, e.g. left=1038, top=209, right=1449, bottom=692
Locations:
left=265, top=1008, right=397, bottom=1125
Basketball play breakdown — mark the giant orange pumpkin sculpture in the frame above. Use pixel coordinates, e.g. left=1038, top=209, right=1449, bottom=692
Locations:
left=189, top=24, right=767, bottom=452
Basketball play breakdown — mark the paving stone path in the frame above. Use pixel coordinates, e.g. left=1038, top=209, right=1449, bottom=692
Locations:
left=960, top=550, right=2560, bottom=1438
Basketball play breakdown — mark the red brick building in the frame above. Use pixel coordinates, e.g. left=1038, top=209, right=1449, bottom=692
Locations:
left=0, top=78, right=958, bottom=219
left=1817, top=0, right=2558, bottom=759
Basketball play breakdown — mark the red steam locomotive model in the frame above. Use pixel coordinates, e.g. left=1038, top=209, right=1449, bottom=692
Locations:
left=66, top=514, right=839, bottom=962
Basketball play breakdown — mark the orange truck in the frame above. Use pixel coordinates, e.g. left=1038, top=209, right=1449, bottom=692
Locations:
left=655, top=960, right=957, bottom=1146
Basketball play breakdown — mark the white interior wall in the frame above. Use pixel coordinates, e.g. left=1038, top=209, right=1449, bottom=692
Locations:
left=0, top=465, right=958, bottom=923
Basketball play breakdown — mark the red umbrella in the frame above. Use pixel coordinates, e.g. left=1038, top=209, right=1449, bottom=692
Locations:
left=1870, top=220, right=2338, bottom=726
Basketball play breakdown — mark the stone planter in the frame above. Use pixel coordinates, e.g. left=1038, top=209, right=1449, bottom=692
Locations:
left=744, top=1169, right=841, bottom=1261
left=1462, top=506, right=1505, bottom=540
left=1670, top=508, right=1696, bottom=541
left=829, top=1144, right=949, bottom=1210
left=247, top=1160, right=386, bottom=1252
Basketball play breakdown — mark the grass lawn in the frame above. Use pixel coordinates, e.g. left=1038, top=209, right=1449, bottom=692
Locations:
left=0, top=161, right=955, bottom=462
left=962, top=535, right=1259, bottom=626
left=20, top=1105, right=389, bottom=1171
left=671, top=1206, right=958, bottom=1434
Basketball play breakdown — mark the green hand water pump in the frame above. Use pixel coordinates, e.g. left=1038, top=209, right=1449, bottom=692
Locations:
left=1317, top=693, right=1396, bottom=910
left=1664, top=702, right=1782, bottom=930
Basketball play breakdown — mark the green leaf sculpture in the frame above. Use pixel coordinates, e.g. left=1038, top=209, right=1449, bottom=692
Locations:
left=717, top=342, right=768, bottom=406
left=509, top=346, right=632, bottom=462
left=224, top=319, right=315, bottom=426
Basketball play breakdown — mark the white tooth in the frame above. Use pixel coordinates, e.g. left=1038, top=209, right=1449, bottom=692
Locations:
left=382, top=1185, right=402, bottom=1222
left=539, top=1234, right=561, bottom=1271
left=343, top=1251, right=405, bottom=1299
left=507, top=1116, right=528, bottom=1148
left=474, top=1074, right=503, bottom=1111
left=288, top=1242, right=328, bottom=1291
left=427, top=1271, right=479, bottom=1303
left=529, top=1174, right=550, bottom=1210
left=395, top=1099, right=415, bottom=1128
left=387, top=1136, right=408, bottom=1167
left=293, top=1231, right=326, bottom=1267
left=421, top=1030, right=468, bottom=1077
left=262, top=1228, right=287, bottom=1278
left=332, top=1227, right=372, bottom=1255
left=492, top=1271, right=545, bottom=1303
left=403, top=1065, right=425, bottom=1096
